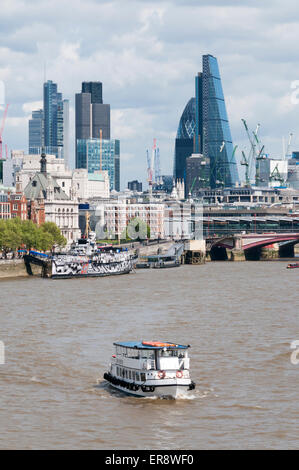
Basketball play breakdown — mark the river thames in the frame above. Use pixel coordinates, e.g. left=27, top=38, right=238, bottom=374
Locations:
left=0, top=261, right=298, bottom=449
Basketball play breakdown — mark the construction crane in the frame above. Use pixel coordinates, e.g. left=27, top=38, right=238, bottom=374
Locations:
left=284, top=132, right=293, bottom=160
left=0, top=104, right=9, bottom=184
left=241, top=119, right=256, bottom=184
left=241, top=119, right=266, bottom=185
left=255, top=144, right=265, bottom=186
left=252, top=124, right=266, bottom=185
left=146, top=148, right=153, bottom=189
left=241, top=150, right=250, bottom=187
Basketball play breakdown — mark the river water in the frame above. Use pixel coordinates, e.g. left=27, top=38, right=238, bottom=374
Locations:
left=0, top=261, right=298, bottom=450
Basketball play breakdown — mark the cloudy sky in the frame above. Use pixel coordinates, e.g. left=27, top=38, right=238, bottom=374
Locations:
left=1, top=0, right=299, bottom=188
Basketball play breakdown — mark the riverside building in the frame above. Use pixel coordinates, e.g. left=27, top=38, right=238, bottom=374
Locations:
left=23, top=152, right=81, bottom=243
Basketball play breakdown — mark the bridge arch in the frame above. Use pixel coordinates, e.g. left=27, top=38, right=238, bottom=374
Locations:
left=243, top=234, right=299, bottom=260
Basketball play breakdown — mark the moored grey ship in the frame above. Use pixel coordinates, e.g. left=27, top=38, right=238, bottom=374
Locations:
left=24, top=233, right=136, bottom=279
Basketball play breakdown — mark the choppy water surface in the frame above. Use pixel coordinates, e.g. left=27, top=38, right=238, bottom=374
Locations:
left=0, top=261, right=298, bottom=449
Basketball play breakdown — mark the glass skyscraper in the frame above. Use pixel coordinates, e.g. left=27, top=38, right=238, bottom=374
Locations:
left=43, top=80, right=69, bottom=159
left=174, top=54, right=239, bottom=189
left=77, top=138, right=120, bottom=191
left=202, top=54, right=239, bottom=188
left=29, top=109, right=44, bottom=154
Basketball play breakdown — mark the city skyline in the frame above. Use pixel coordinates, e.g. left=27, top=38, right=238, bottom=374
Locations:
left=2, top=1, right=299, bottom=190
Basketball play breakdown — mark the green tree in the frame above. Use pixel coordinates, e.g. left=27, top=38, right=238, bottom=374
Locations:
left=36, top=230, right=55, bottom=252
left=0, top=219, right=22, bottom=256
left=0, top=218, right=66, bottom=255
left=40, top=222, right=67, bottom=249
left=19, top=219, right=40, bottom=250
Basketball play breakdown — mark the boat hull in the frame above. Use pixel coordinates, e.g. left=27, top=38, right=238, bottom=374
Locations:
left=103, top=373, right=195, bottom=398
left=51, top=268, right=132, bottom=279
left=24, top=253, right=134, bottom=279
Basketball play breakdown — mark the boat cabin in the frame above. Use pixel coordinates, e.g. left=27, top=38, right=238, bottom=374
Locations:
left=111, top=341, right=190, bottom=381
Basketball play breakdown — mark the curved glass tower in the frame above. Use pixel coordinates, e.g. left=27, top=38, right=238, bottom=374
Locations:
left=174, top=97, right=196, bottom=180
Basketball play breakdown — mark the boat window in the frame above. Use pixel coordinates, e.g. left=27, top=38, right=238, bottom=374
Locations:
left=128, top=370, right=131, bottom=379
left=136, top=372, right=140, bottom=381
left=140, top=350, right=155, bottom=359
left=160, top=349, right=179, bottom=357
left=140, top=373, right=146, bottom=382
left=127, top=348, right=139, bottom=359
left=132, top=371, right=136, bottom=381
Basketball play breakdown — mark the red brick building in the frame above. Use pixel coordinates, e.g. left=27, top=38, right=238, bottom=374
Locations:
left=28, top=197, right=45, bottom=226
left=8, top=193, right=28, bottom=220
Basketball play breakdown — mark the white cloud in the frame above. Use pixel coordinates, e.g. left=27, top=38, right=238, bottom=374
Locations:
left=22, top=101, right=43, bottom=115
left=1, top=0, right=299, bottom=188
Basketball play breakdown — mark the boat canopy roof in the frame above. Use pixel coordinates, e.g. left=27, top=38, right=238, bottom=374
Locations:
left=113, top=341, right=190, bottom=350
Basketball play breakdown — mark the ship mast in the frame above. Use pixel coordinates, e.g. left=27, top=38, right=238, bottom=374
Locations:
left=85, top=211, right=91, bottom=238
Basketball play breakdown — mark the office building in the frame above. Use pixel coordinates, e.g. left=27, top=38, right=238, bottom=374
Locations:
left=202, top=54, right=239, bottom=188
left=76, top=138, right=120, bottom=191
left=128, top=180, right=142, bottom=192
left=43, top=80, right=69, bottom=159
left=186, top=153, right=210, bottom=195
left=75, top=82, right=120, bottom=190
left=29, top=109, right=44, bottom=154
left=174, top=98, right=196, bottom=181
left=75, top=81, right=110, bottom=162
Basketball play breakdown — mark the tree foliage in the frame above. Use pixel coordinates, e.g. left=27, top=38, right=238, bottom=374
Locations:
left=0, top=218, right=67, bottom=254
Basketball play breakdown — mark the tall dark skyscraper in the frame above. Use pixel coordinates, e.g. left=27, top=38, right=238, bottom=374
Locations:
left=81, top=81, right=103, bottom=103
left=174, top=54, right=239, bottom=188
left=75, top=81, right=119, bottom=190
left=75, top=81, right=110, bottom=151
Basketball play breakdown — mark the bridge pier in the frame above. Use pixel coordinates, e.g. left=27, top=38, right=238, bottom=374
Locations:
left=229, top=249, right=246, bottom=261
left=260, top=243, right=279, bottom=260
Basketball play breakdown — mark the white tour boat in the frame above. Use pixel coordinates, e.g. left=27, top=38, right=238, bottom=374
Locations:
left=103, top=341, right=196, bottom=398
